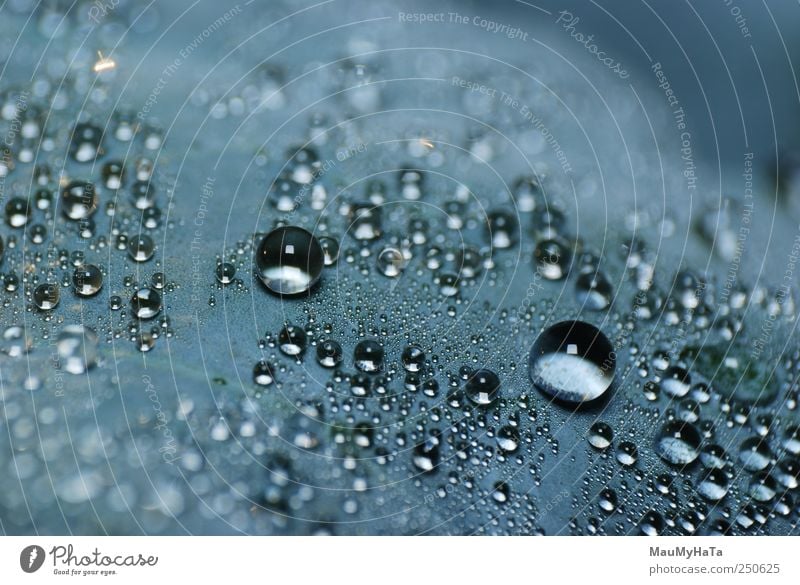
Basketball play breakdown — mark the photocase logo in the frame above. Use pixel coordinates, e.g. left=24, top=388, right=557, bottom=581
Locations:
left=20, top=545, right=45, bottom=573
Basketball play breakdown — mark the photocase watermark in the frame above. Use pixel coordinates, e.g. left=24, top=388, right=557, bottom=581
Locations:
left=142, top=374, right=181, bottom=465
left=555, top=11, right=629, bottom=79
left=451, top=76, right=573, bottom=174
left=398, top=11, right=529, bottom=41
left=87, top=0, right=120, bottom=24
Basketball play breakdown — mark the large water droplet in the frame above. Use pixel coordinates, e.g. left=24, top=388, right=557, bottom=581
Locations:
left=529, top=320, right=615, bottom=404
left=354, top=339, right=384, bottom=372
left=72, top=264, right=103, bottom=297
left=131, top=288, right=162, bottom=319
left=256, top=226, right=324, bottom=295
left=33, top=283, right=60, bottom=310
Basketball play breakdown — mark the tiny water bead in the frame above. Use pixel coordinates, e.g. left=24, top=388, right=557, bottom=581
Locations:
left=72, top=265, right=103, bottom=297
left=529, top=320, right=615, bottom=404
left=33, top=283, right=60, bottom=310
left=278, top=324, right=308, bottom=356
left=534, top=239, right=571, bottom=280
left=654, top=420, right=701, bottom=466
left=256, top=226, right=324, bottom=295
left=587, top=421, right=614, bottom=450
left=130, top=288, right=162, bottom=319
left=465, top=368, right=501, bottom=406
left=127, top=235, right=155, bottom=262
left=316, top=339, right=343, bottom=368
left=215, top=262, right=236, bottom=285
left=56, top=325, right=99, bottom=374
left=61, top=180, right=98, bottom=220
left=354, top=339, right=384, bottom=372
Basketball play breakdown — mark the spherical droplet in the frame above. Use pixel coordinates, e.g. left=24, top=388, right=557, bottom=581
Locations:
left=131, top=288, right=162, bottom=319
left=575, top=271, right=613, bottom=311
left=654, top=420, right=701, bottom=466
left=496, top=425, right=519, bottom=452
left=215, top=262, right=236, bottom=284
left=696, top=468, right=729, bottom=501
left=401, top=345, right=425, bottom=372
left=529, top=320, right=615, bottom=404
left=72, top=264, right=103, bottom=297
left=588, top=421, right=614, bottom=450
left=376, top=247, right=405, bottom=277
left=278, top=324, right=307, bottom=356
left=534, top=239, right=571, bottom=280
left=61, top=180, right=98, bottom=220
left=253, top=361, right=276, bottom=386
left=33, top=283, right=60, bottom=310
left=354, top=339, right=384, bottom=372
left=465, top=368, right=500, bottom=406
left=318, top=236, right=340, bottom=266
left=5, top=197, right=31, bottom=228
left=316, top=339, right=343, bottom=368
left=256, top=226, right=324, bottom=295
left=127, top=234, right=155, bottom=262
left=660, top=366, right=691, bottom=398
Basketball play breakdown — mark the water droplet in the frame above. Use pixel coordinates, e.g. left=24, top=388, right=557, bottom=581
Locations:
left=127, top=234, right=155, bottom=262
left=529, top=320, right=615, bottom=404
left=738, top=437, right=772, bottom=472
left=639, top=510, right=664, bottom=535
left=56, top=325, right=99, bottom=374
left=135, top=332, right=156, bottom=352
left=534, top=239, right=571, bottom=280
left=33, top=283, right=60, bottom=310
left=72, top=265, right=103, bottom=297
left=61, top=180, right=98, bottom=220
left=278, top=324, right=308, bottom=356
left=5, top=197, right=31, bottom=228
left=696, top=468, right=729, bottom=501
left=660, top=366, right=691, bottom=398
left=401, top=345, right=425, bottom=372
left=465, top=368, right=500, bottom=406
left=575, top=271, right=613, bottom=311
left=486, top=210, right=518, bottom=249
left=70, top=122, right=104, bottom=162
left=215, top=262, right=236, bottom=284
left=588, top=421, right=614, bottom=450
left=616, top=441, right=638, bottom=466
left=130, top=288, right=162, bottom=319
left=412, top=431, right=440, bottom=472
left=354, top=339, right=384, bottom=372
left=318, top=236, right=340, bottom=266
left=253, top=361, right=276, bottom=386
left=654, top=420, right=701, bottom=465
left=256, top=226, right=324, bottom=295
left=348, top=204, right=382, bottom=240
left=496, top=425, right=519, bottom=452
left=316, top=339, right=343, bottom=368
left=130, top=181, right=156, bottom=209
left=376, top=247, right=405, bottom=277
